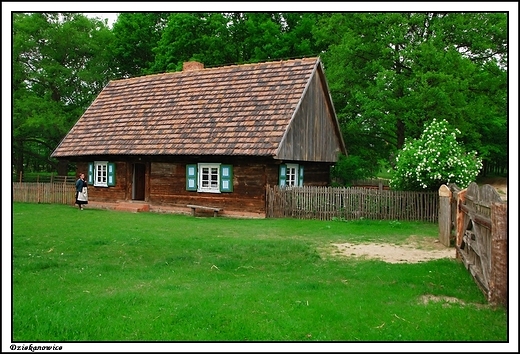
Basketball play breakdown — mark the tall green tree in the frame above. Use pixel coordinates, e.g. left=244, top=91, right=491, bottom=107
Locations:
left=12, top=13, right=115, bottom=175
left=150, top=12, right=235, bottom=73
left=314, top=13, right=507, bottom=176
left=150, top=12, right=326, bottom=72
left=281, top=13, right=328, bottom=58
left=13, top=11, right=506, bottom=182
left=229, top=12, right=286, bottom=63
left=111, top=12, right=169, bottom=78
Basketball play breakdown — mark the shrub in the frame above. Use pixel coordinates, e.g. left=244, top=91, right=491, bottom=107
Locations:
left=331, top=154, right=372, bottom=186
left=390, top=118, right=483, bottom=191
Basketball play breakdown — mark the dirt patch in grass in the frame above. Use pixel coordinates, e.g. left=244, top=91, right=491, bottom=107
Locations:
left=330, top=235, right=456, bottom=264
left=418, top=294, right=488, bottom=308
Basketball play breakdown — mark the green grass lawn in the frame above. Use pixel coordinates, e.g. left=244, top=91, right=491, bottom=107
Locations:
left=11, top=203, right=508, bottom=343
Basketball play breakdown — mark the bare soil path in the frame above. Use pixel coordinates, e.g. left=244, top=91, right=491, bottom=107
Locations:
left=327, top=178, right=507, bottom=263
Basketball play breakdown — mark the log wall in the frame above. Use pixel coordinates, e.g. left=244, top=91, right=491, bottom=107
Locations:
left=74, top=156, right=332, bottom=215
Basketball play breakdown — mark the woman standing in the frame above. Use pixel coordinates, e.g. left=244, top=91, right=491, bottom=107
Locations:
left=75, top=172, right=88, bottom=210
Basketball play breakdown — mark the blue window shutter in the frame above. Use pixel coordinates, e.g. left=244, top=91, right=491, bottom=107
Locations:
left=279, top=164, right=287, bottom=187
left=186, top=164, right=198, bottom=191
left=298, top=165, right=304, bottom=187
left=220, top=165, right=233, bottom=192
left=107, top=163, right=116, bottom=186
left=87, top=163, right=94, bottom=184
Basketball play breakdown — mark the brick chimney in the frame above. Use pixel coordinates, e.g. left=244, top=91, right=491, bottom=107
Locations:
left=183, top=61, right=204, bottom=71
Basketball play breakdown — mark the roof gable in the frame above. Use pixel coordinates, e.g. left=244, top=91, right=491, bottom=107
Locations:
left=276, top=62, right=346, bottom=162
left=52, top=57, right=345, bottom=160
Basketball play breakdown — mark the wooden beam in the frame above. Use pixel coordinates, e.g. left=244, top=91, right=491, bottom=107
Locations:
left=460, top=204, right=492, bottom=229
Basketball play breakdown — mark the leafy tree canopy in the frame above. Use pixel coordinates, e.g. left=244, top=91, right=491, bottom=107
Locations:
left=11, top=12, right=508, bottom=183
left=314, top=12, right=507, bottom=176
left=12, top=12, right=115, bottom=174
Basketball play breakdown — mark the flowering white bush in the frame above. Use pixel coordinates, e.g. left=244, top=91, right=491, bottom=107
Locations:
left=390, top=118, right=483, bottom=191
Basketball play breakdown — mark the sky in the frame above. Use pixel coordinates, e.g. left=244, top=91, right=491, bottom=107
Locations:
left=84, top=12, right=119, bottom=28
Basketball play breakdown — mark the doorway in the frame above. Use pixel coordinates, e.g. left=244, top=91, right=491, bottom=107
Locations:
left=132, top=163, right=146, bottom=200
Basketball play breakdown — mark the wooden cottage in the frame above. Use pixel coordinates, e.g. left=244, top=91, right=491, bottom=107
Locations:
left=51, top=57, right=346, bottom=217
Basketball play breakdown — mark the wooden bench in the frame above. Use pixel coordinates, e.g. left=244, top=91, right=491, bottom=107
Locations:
left=187, top=204, right=222, bottom=217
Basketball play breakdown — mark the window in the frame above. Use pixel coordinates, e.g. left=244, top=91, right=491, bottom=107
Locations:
left=279, top=163, right=304, bottom=187
left=186, top=164, right=233, bottom=193
left=199, top=163, right=220, bottom=193
left=95, top=161, right=108, bottom=186
left=286, top=164, right=298, bottom=187
left=89, top=161, right=116, bottom=187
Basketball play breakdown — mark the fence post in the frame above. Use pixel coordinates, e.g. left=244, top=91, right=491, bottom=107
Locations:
left=489, top=202, right=507, bottom=307
left=438, top=184, right=452, bottom=247
left=454, top=188, right=467, bottom=251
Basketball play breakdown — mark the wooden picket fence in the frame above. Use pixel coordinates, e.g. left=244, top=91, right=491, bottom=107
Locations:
left=266, top=185, right=438, bottom=222
left=13, top=173, right=76, bottom=184
left=12, top=180, right=76, bottom=205
left=351, top=178, right=390, bottom=190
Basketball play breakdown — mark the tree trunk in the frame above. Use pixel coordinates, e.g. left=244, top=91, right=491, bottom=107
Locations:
left=13, top=140, right=25, bottom=177
left=396, top=118, right=405, bottom=150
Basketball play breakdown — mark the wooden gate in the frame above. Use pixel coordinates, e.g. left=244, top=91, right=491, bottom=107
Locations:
left=447, top=182, right=507, bottom=306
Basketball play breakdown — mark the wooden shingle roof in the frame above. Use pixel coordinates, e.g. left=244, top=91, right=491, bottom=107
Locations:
left=52, top=57, right=343, bottom=158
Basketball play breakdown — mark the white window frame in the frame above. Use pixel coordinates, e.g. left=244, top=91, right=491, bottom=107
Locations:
left=198, top=163, right=221, bottom=193
left=94, top=161, right=108, bottom=187
left=286, top=163, right=299, bottom=187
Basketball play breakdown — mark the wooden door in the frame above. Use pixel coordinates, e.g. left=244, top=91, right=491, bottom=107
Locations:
left=133, top=163, right=146, bottom=200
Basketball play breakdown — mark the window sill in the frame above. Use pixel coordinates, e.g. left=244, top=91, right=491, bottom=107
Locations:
left=197, top=189, right=221, bottom=194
